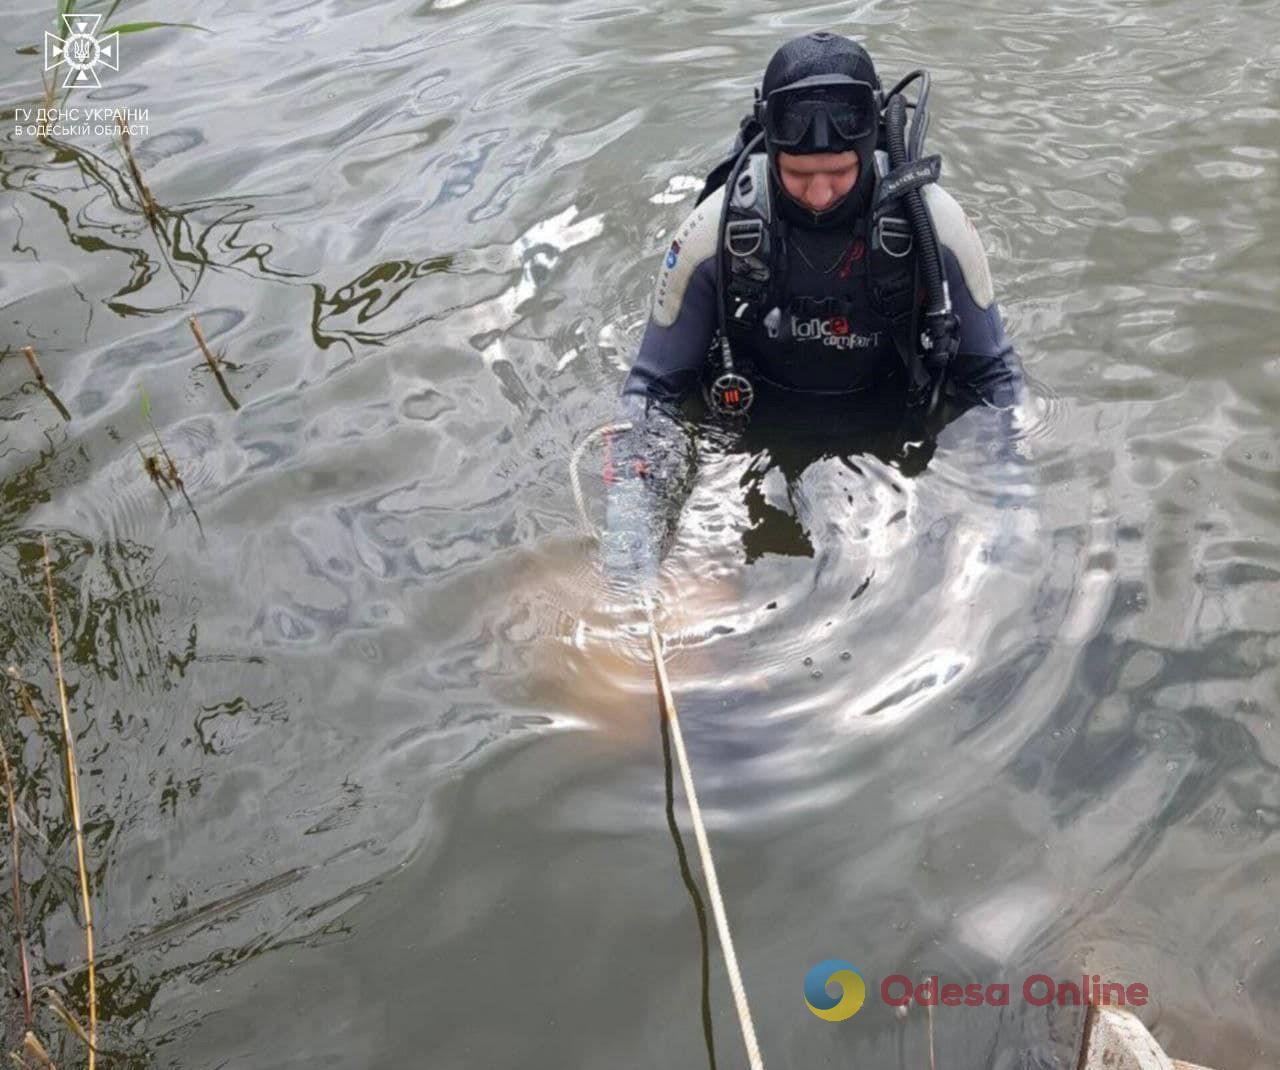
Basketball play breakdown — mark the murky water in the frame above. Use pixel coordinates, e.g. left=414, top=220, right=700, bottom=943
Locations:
left=2, top=0, right=1278, bottom=1066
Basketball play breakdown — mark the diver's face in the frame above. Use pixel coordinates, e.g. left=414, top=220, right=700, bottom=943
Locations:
left=777, top=150, right=859, bottom=213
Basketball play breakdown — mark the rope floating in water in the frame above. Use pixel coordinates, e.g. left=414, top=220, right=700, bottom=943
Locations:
left=644, top=594, right=764, bottom=1070
left=571, top=422, right=764, bottom=1068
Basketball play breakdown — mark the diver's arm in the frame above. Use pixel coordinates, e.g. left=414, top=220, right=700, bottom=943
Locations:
left=916, top=188, right=1034, bottom=575
left=922, top=184, right=1024, bottom=410
left=914, top=183, right=1034, bottom=572
left=942, top=245, right=1023, bottom=411
left=925, top=185, right=1033, bottom=564
left=600, top=393, right=695, bottom=591
left=600, top=192, right=724, bottom=591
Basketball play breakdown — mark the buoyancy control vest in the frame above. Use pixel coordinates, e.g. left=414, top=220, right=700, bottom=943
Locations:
left=696, top=71, right=957, bottom=417
left=714, top=150, right=922, bottom=396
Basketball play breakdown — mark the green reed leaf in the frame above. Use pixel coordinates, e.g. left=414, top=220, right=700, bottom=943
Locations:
left=109, top=20, right=212, bottom=35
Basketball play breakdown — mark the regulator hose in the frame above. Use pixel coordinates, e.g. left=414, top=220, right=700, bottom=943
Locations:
left=884, top=91, right=957, bottom=413
left=710, top=130, right=766, bottom=415
left=885, top=93, right=945, bottom=319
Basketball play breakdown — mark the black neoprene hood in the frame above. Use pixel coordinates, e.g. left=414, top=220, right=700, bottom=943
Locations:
left=762, top=31, right=881, bottom=100
left=761, top=32, right=882, bottom=228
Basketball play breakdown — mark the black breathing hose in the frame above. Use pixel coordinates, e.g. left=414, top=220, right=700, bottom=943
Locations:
left=884, top=93, right=946, bottom=319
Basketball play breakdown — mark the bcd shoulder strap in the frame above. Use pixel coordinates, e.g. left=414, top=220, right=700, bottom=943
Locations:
left=721, top=153, right=777, bottom=337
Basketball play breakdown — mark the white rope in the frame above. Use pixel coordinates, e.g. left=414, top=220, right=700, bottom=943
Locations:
left=644, top=594, right=765, bottom=1070
left=927, top=992, right=936, bottom=1070
left=570, top=423, right=765, bottom=1068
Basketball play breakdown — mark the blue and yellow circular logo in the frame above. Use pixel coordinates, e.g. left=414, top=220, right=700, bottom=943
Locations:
left=804, top=959, right=866, bottom=1021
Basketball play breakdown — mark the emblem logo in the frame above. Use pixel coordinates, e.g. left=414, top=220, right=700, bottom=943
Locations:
left=44, top=14, right=120, bottom=90
left=804, top=959, right=867, bottom=1021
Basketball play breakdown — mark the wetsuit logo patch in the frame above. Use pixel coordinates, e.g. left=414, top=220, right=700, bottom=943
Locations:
left=792, top=314, right=881, bottom=351
left=665, top=239, right=681, bottom=269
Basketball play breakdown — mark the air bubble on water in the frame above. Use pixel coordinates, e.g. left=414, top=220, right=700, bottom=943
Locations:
left=840, top=651, right=851, bottom=661
left=811, top=669, right=823, bottom=680
left=803, top=656, right=813, bottom=666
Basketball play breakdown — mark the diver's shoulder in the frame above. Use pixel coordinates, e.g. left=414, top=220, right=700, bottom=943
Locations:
left=668, top=186, right=724, bottom=261
left=651, top=187, right=723, bottom=327
left=922, top=183, right=995, bottom=309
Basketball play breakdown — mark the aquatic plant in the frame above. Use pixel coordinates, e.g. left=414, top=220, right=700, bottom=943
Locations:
left=0, top=727, right=34, bottom=1038
left=19, top=347, right=71, bottom=422
left=189, top=315, right=241, bottom=411
left=115, top=116, right=158, bottom=222
left=138, top=390, right=204, bottom=536
left=1, top=545, right=100, bottom=1070
left=43, top=536, right=97, bottom=1070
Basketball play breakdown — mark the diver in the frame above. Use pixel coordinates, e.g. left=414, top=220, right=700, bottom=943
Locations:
left=601, top=31, right=1026, bottom=589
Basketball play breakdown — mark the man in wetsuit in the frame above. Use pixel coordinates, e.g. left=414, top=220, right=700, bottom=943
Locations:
left=601, top=31, right=1024, bottom=590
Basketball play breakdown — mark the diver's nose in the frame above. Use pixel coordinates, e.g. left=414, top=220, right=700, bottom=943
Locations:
left=808, top=180, right=835, bottom=210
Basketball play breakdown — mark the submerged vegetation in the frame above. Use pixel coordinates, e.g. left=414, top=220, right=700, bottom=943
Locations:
left=138, top=391, right=204, bottom=537
left=3, top=8, right=228, bottom=1063
left=189, top=315, right=241, bottom=412
left=18, top=348, right=71, bottom=423
left=2, top=544, right=98, bottom=1069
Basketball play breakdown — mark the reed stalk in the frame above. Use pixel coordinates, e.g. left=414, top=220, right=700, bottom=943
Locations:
left=20, top=347, right=47, bottom=390
left=40, top=537, right=95, bottom=1070
left=19, top=348, right=71, bottom=423
left=188, top=316, right=240, bottom=410
left=116, top=114, right=158, bottom=223
left=1, top=729, right=34, bottom=1031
